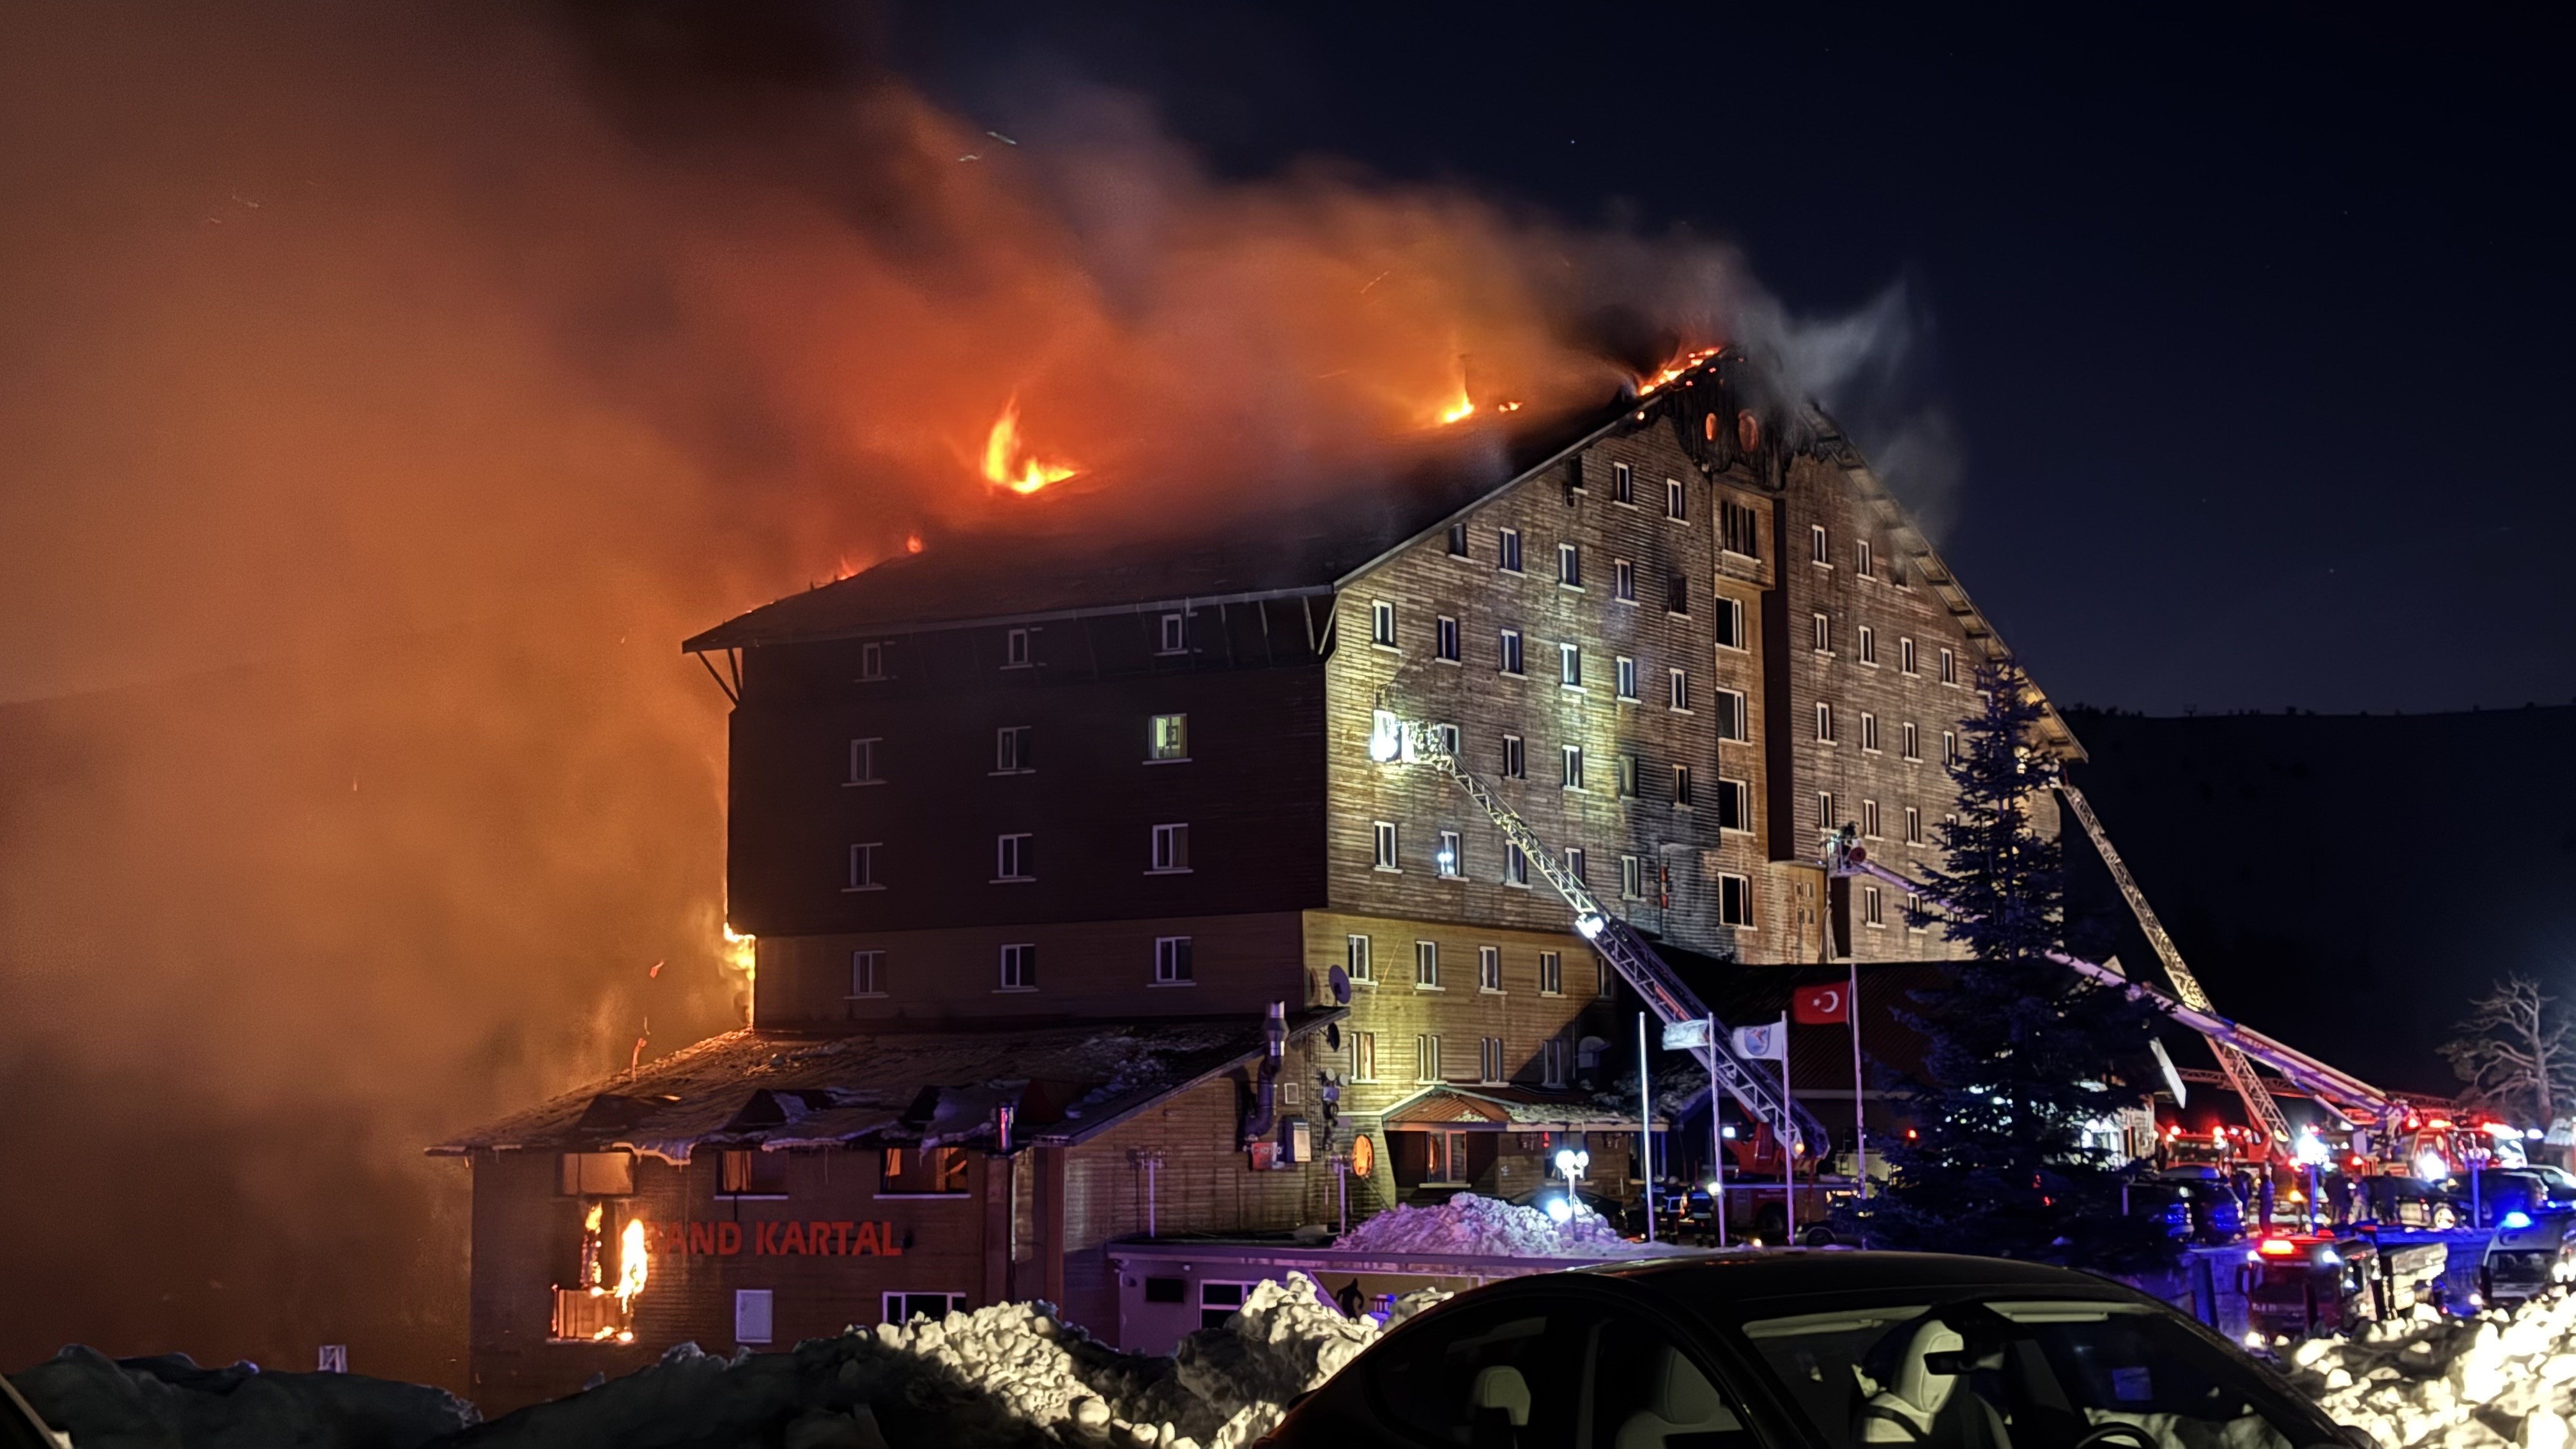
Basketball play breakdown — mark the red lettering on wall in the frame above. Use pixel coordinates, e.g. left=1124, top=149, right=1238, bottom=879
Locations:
left=852, top=1221, right=880, bottom=1255
left=882, top=1220, right=903, bottom=1257
left=756, top=1222, right=779, bottom=1255
left=688, top=1222, right=717, bottom=1255
left=779, top=1222, right=806, bottom=1255
left=809, top=1220, right=832, bottom=1256
left=717, top=1221, right=742, bottom=1256
left=832, top=1222, right=855, bottom=1255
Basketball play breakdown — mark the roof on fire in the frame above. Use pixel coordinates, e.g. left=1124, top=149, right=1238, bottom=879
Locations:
left=426, top=1010, right=1342, bottom=1163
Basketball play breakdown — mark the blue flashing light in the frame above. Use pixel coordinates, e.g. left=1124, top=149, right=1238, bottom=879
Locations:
left=2502, top=1211, right=2534, bottom=1230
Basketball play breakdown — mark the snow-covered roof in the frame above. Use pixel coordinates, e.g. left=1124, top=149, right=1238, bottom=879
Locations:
left=427, top=1011, right=1342, bottom=1164
left=1378, top=1083, right=1673, bottom=1132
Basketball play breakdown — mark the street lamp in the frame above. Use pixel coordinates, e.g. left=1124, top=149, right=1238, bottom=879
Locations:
left=1552, top=1146, right=1591, bottom=1222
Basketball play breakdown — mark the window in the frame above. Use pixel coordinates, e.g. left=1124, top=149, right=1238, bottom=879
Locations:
left=998, top=943, right=1037, bottom=990
left=1668, top=668, right=1690, bottom=711
left=1559, top=642, right=1582, bottom=687
left=1666, top=572, right=1690, bottom=615
left=1666, top=477, right=1687, bottom=521
left=849, top=949, right=884, bottom=997
left=1498, top=527, right=1523, bottom=572
left=735, top=1289, right=774, bottom=1346
left=1721, top=499, right=1760, bottom=558
left=1715, top=597, right=1745, bottom=649
left=847, top=737, right=882, bottom=785
left=1542, top=1038, right=1569, bottom=1087
left=1370, top=707, right=1404, bottom=761
left=1908, top=893, right=1928, bottom=931
left=1538, top=950, right=1563, bottom=995
left=1597, top=956, right=1616, bottom=999
left=1612, top=461, right=1634, bottom=503
left=1370, top=599, right=1397, bottom=648
left=1943, top=730, right=1960, bottom=766
left=1198, top=1280, right=1262, bottom=1330
left=1498, top=629, right=1524, bottom=675
left=1501, top=733, right=1525, bottom=779
left=1863, top=884, right=1885, bottom=928
left=1719, top=873, right=1753, bottom=926
left=1480, top=1037, right=1506, bottom=1084
left=1809, top=524, right=1829, bottom=565
left=1616, top=655, right=1638, bottom=701
left=882, top=1145, right=970, bottom=1195
left=1715, top=688, right=1749, bottom=742
left=1416, top=1034, right=1443, bottom=1082
left=1504, top=842, right=1529, bottom=887
left=1811, top=612, right=1832, bottom=653
left=859, top=641, right=889, bottom=680
left=556, top=1151, right=636, bottom=1196
left=1861, top=712, right=1880, bottom=751
left=993, top=726, right=1033, bottom=772
left=1674, top=763, right=1696, bottom=807
left=1414, top=940, right=1440, bottom=989
left=847, top=842, right=882, bottom=891
left=1902, top=721, right=1920, bottom=760
left=1558, top=542, right=1582, bottom=588
left=1565, top=847, right=1587, bottom=885
left=1435, top=615, right=1460, bottom=661
left=996, top=833, right=1035, bottom=881
left=1478, top=946, right=1502, bottom=992
left=1353, top=1031, right=1377, bottom=1081
left=1437, top=830, right=1464, bottom=879
left=1862, top=799, right=1882, bottom=838
left=1858, top=625, right=1876, bottom=666
left=884, top=1292, right=967, bottom=1326
left=1149, top=712, right=1188, bottom=760
left=1004, top=627, right=1033, bottom=667
left=1372, top=820, right=1399, bottom=871
left=1157, top=613, right=1186, bottom=656
left=1150, top=823, right=1190, bottom=872
left=1716, top=776, right=1749, bottom=831
left=1446, top=521, right=1469, bottom=557
left=1154, top=935, right=1194, bottom=984
left=1901, top=636, right=1918, bottom=674
left=1434, top=722, right=1461, bottom=756
left=1616, top=753, right=1639, bottom=798
left=1346, top=933, right=1374, bottom=984
left=1906, top=806, right=1923, bottom=845
left=1815, top=701, right=1836, bottom=742
left=1940, top=647, right=1958, bottom=685
left=719, top=1148, right=788, bottom=1197
left=1818, top=791, right=1837, bottom=830
left=1561, top=744, right=1584, bottom=790
left=1856, top=539, right=1875, bottom=578
left=1613, top=558, right=1637, bottom=602
left=1620, top=854, right=1643, bottom=900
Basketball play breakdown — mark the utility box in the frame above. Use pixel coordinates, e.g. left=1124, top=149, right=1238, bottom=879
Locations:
left=1282, top=1117, right=1311, bottom=1165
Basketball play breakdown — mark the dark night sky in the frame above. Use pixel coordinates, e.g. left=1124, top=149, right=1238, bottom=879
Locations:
left=890, top=2, right=2574, bottom=717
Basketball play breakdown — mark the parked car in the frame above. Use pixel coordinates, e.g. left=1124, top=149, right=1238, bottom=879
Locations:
left=1261, top=1252, right=2362, bottom=1449
left=2359, top=1174, right=2457, bottom=1229
left=2480, top=1208, right=2576, bottom=1306
left=2443, top=1169, right=2564, bottom=1229
left=2156, top=1165, right=2246, bottom=1242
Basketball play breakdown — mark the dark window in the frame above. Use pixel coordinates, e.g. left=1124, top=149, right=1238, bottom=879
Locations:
left=1721, top=500, right=1760, bottom=558
left=1717, top=778, right=1749, bottom=831
left=1675, top=765, right=1696, bottom=807
left=1446, top=521, right=1469, bottom=557
left=1666, top=477, right=1687, bottom=521
left=1154, top=936, right=1194, bottom=983
left=1368, top=1307, right=1583, bottom=1449
left=1144, top=1276, right=1186, bottom=1304
left=1371, top=600, right=1397, bottom=647
left=1719, top=874, right=1752, bottom=926
left=999, top=942, right=1036, bottom=990
left=1667, top=573, right=1690, bottom=615
left=1501, top=734, right=1525, bottom=778
left=994, top=726, right=1033, bottom=772
left=1715, top=597, right=1745, bottom=649
left=1586, top=1316, right=1754, bottom=1449
left=880, top=1146, right=969, bottom=1195
left=1613, top=461, right=1634, bottom=504
left=1436, top=616, right=1461, bottom=661
left=850, top=949, right=884, bottom=997
left=1498, top=528, right=1523, bottom=572
left=719, top=1149, right=788, bottom=1196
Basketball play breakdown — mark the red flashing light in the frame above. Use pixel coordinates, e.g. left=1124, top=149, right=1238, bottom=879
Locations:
left=2426, top=1119, right=2455, bottom=1132
left=2257, top=1238, right=2299, bottom=1257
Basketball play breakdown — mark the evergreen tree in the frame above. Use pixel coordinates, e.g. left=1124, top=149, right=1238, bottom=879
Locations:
left=1843, top=661, right=2175, bottom=1271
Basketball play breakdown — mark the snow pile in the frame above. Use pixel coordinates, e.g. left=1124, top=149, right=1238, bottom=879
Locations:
left=2280, top=1292, right=2576, bottom=1449
left=1335, top=1190, right=1680, bottom=1258
left=11, top=1346, right=477, bottom=1449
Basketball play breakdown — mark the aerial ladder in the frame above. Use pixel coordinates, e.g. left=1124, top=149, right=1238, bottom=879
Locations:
left=1370, top=717, right=1828, bottom=1154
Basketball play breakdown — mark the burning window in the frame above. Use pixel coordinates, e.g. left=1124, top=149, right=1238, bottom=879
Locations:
left=999, top=944, right=1036, bottom=990
left=1156, top=613, right=1186, bottom=656
left=1497, top=528, right=1522, bottom=572
left=1538, top=951, right=1563, bottom=996
left=1369, top=599, right=1397, bottom=647
left=1414, top=940, right=1439, bottom=988
left=550, top=1200, right=648, bottom=1344
left=1149, top=713, right=1188, bottom=760
left=1154, top=936, right=1193, bottom=984
left=719, top=1149, right=788, bottom=1197
left=1720, top=874, right=1754, bottom=927
left=995, top=833, right=1035, bottom=881
left=1500, top=733, right=1524, bottom=778
left=1478, top=946, right=1501, bottom=992
left=1372, top=820, right=1398, bottom=870
left=1498, top=629, right=1524, bottom=675
left=1150, top=823, right=1190, bottom=872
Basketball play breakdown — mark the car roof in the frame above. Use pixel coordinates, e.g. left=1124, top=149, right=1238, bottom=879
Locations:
left=1575, top=1251, right=2142, bottom=1308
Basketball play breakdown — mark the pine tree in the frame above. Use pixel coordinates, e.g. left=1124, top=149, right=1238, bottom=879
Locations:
left=1843, top=661, right=2175, bottom=1271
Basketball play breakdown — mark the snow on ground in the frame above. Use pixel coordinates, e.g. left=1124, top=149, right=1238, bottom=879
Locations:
left=1333, top=1190, right=1692, bottom=1258
left=2278, top=1293, right=2576, bottom=1449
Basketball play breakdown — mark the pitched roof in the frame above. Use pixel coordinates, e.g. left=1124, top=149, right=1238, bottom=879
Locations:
left=427, top=1011, right=1340, bottom=1162
left=1379, top=1082, right=1675, bottom=1131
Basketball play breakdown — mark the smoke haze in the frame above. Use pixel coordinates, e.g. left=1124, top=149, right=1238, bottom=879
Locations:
left=0, top=0, right=1887, bottom=1386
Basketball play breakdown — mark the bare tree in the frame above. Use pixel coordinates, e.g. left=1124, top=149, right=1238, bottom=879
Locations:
left=2442, top=976, right=2576, bottom=1128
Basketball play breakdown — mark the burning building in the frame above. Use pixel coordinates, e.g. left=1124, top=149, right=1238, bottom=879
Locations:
left=435, top=349, right=2071, bottom=1406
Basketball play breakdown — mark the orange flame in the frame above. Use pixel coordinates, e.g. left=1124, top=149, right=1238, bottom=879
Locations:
left=721, top=923, right=755, bottom=991
left=1437, top=393, right=1476, bottom=425
left=1635, top=347, right=1724, bottom=398
left=981, top=401, right=1078, bottom=494
left=614, top=1216, right=648, bottom=1321
left=904, top=532, right=924, bottom=555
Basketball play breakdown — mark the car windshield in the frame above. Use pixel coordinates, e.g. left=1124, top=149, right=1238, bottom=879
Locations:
left=1735, top=1295, right=2327, bottom=1449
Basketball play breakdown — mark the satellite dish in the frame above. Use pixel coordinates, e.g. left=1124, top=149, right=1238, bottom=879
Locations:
left=1328, top=965, right=1352, bottom=1004
left=1326, top=1022, right=1342, bottom=1050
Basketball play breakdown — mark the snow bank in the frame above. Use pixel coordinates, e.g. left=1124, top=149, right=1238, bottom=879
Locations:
left=10, top=1346, right=477, bottom=1449
left=2280, top=1292, right=2576, bottom=1449
left=1333, top=1190, right=1685, bottom=1258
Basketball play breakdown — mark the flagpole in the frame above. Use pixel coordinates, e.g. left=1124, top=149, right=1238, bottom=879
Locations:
left=1850, top=961, right=1867, bottom=1204
left=1638, top=1011, right=1655, bottom=1244
left=1780, top=1011, right=1795, bottom=1243
left=1707, top=1013, right=1724, bottom=1246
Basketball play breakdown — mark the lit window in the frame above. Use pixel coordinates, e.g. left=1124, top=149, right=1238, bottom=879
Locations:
left=1715, top=599, right=1745, bottom=649
left=993, top=726, right=1032, bottom=772
left=1157, top=613, right=1186, bottom=656
left=859, top=641, right=889, bottom=680
left=850, top=949, right=884, bottom=997
left=1812, top=613, right=1832, bottom=653
left=1346, top=934, right=1373, bottom=984
left=1501, top=733, right=1525, bottom=778
left=848, top=737, right=882, bottom=785
left=1149, top=713, right=1189, bottom=760
left=1668, top=668, right=1689, bottom=710
left=1370, top=599, right=1396, bottom=648
left=1675, top=764, right=1696, bottom=807
left=1150, top=823, right=1190, bottom=872
left=998, top=943, right=1036, bottom=990
left=1004, top=627, right=1034, bottom=667
left=1666, top=477, right=1687, bottom=521
left=1438, top=830, right=1464, bottom=879
left=1478, top=946, right=1502, bottom=992
left=1858, top=625, right=1876, bottom=666
left=1560, top=642, right=1582, bottom=687
left=1435, top=615, right=1460, bottom=662
left=1816, top=702, right=1836, bottom=742
left=1810, top=525, right=1829, bottom=565
left=1414, top=940, right=1440, bottom=990
left=1372, top=820, right=1399, bottom=871
left=1616, top=656, right=1639, bottom=701
left=1154, top=936, right=1194, bottom=984
left=882, top=1145, right=970, bottom=1195
left=1719, top=873, right=1752, bottom=926
left=1614, top=558, right=1637, bottom=602
left=1498, top=528, right=1523, bottom=572
left=1353, top=1031, right=1377, bottom=1081
left=1558, top=542, right=1582, bottom=588
left=1613, top=461, right=1634, bottom=503
left=1562, top=744, right=1584, bottom=790
left=1538, top=951, right=1563, bottom=996
left=1717, top=778, right=1749, bottom=831
left=995, top=834, right=1035, bottom=881
left=1498, top=629, right=1524, bottom=675
left=847, top=842, right=882, bottom=891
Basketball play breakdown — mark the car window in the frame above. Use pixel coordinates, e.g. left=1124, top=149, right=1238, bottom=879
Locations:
left=1370, top=1302, right=1583, bottom=1447
left=1738, top=1299, right=2320, bottom=1449
left=1584, top=1312, right=1758, bottom=1449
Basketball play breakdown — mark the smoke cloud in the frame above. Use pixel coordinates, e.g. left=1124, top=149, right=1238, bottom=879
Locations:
left=0, top=1, right=1903, bottom=1386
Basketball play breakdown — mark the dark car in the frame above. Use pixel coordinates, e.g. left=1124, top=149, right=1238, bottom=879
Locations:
left=2446, top=1170, right=2568, bottom=1229
left=1260, top=1252, right=2360, bottom=1449
left=2155, top=1166, right=2246, bottom=1243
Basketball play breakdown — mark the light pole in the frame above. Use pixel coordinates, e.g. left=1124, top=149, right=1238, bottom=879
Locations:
left=1550, top=1146, right=1591, bottom=1225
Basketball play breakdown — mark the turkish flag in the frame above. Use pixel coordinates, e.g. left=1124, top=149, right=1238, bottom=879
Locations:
left=1792, top=983, right=1849, bottom=1025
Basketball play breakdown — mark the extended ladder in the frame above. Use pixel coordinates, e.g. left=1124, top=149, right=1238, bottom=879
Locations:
left=1400, top=724, right=1829, bottom=1150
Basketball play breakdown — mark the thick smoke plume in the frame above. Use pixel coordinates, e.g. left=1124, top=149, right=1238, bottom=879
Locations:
left=0, top=1, right=1790, bottom=1387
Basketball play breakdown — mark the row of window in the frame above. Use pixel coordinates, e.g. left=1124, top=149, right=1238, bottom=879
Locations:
left=1439, top=464, right=1761, bottom=561
left=842, top=934, right=1199, bottom=997
left=1811, top=706, right=1959, bottom=763
left=853, top=606, right=1213, bottom=684
left=845, top=714, right=1188, bottom=785
left=1807, top=523, right=1905, bottom=585
left=844, top=822, right=1192, bottom=891
left=1386, top=720, right=1755, bottom=816
left=1376, top=601, right=1749, bottom=668
left=1363, top=824, right=1756, bottom=925
left=1807, top=615, right=1959, bottom=682
left=1814, top=790, right=1956, bottom=851
left=1347, top=1029, right=1573, bottom=1088
left=1344, top=935, right=1588, bottom=995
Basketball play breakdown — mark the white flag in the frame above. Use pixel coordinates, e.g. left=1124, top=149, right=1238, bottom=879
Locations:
left=1662, top=1019, right=1712, bottom=1050
left=1731, top=1022, right=1786, bottom=1061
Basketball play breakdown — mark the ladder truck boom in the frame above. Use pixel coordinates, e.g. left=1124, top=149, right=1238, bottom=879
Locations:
left=1378, top=721, right=1829, bottom=1151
